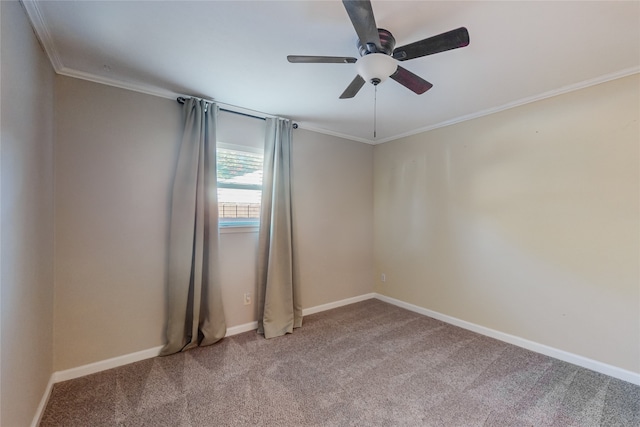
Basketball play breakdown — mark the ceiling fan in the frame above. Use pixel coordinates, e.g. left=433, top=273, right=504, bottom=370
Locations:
left=287, top=0, right=470, bottom=99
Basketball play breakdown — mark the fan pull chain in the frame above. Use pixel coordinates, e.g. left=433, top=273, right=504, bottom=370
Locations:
left=373, top=84, right=377, bottom=139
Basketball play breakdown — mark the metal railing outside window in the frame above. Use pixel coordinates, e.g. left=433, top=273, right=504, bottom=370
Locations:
left=219, top=203, right=261, bottom=219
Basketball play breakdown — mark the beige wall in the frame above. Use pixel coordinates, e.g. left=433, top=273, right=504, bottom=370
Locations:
left=1, top=1, right=56, bottom=425
left=292, top=130, right=374, bottom=308
left=54, top=76, right=181, bottom=371
left=374, top=74, right=639, bottom=373
left=54, top=77, right=374, bottom=370
left=5, top=1, right=634, bottom=417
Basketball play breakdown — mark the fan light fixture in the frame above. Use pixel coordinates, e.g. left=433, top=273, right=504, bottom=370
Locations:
left=356, top=53, right=397, bottom=85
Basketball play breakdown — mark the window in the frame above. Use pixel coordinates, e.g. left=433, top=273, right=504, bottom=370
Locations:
left=217, top=143, right=263, bottom=227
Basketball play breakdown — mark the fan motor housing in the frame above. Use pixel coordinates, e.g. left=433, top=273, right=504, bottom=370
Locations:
left=358, top=28, right=396, bottom=57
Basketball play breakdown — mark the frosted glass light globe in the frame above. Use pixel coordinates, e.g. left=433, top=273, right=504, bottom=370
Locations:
left=356, top=53, right=398, bottom=85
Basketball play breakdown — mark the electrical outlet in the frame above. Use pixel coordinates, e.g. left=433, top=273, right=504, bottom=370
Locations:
left=381, top=273, right=386, bottom=282
left=243, top=293, right=251, bottom=305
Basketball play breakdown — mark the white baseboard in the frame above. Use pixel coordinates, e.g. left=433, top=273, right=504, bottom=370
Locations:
left=37, top=291, right=636, bottom=425
left=33, top=345, right=164, bottom=425
left=46, top=293, right=375, bottom=383
left=374, top=293, right=640, bottom=386
left=32, top=292, right=376, bottom=424
left=53, top=345, right=165, bottom=383
left=223, top=294, right=378, bottom=336
left=226, top=321, right=258, bottom=336
left=302, top=293, right=376, bottom=316
left=48, top=321, right=260, bottom=386
left=30, top=374, right=56, bottom=427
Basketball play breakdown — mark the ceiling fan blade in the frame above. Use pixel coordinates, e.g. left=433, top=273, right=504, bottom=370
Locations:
left=392, top=27, right=469, bottom=61
left=390, top=66, right=433, bottom=94
left=287, top=55, right=357, bottom=64
left=339, top=75, right=366, bottom=99
left=342, top=0, right=381, bottom=51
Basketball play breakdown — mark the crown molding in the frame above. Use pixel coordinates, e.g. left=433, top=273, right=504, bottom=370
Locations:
left=374, top=66, right=640, bottom=145
left=51, top=64, right=640, bottom=147
left=57, top=67, right=180, bottom=100
left=20, top=0, right=64, bottom=72
left=294, top=124, right=377, bottom=145
left=294, top=66, right=640, bottom=145
left=19, top=0, right=638, bottom=147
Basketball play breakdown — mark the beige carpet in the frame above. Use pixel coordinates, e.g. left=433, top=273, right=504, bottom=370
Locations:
left=41, top=299, right=639, bottom=426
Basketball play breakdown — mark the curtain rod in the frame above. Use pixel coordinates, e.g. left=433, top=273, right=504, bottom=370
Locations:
left=176, top=97, right=298, bottom=128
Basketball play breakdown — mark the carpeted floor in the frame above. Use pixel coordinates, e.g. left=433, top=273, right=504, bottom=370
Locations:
left=41, top=299, right=639, bottom=426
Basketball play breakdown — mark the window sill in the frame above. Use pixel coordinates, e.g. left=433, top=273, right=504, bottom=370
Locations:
left=219, top=225, right=259, bottom=234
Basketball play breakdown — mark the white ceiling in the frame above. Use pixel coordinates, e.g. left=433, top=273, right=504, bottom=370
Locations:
left=24, top=0, right=640, bottom=144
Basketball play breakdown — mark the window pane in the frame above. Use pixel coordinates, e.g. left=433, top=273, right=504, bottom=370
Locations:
left=217, top=146, right=263, bottom=227
left=218, top=188, right=261, bottom=220
left=217, top=148, right=263, bottom=187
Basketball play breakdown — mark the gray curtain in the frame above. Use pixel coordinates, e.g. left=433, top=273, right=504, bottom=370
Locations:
left=160, top=98, right=226, bottom=356
left=257, top=118, right=302, bottom=338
